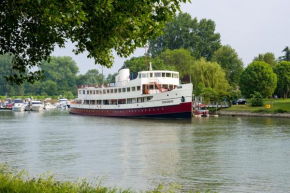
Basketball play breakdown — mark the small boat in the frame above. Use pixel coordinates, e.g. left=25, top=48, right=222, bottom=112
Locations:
left=12, top=99, right=26, bottom=112
left=44, top=102, right=56, bottom=109
left=193, top=104, right=209, bottom=117
left=56, top=98, right=70, bottom=108
left=0, top=98, right=13, bottom=110
left=30, top=100, right=44, bottom=111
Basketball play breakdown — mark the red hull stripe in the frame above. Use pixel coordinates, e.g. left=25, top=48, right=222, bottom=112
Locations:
left=70, top=102, right=192, bottom=118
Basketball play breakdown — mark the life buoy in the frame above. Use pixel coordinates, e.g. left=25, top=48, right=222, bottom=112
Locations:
left=181, top=96, right=185, bottom=102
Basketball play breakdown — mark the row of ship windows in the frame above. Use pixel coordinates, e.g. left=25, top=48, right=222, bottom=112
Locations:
left=82, top=96, right=152, bottom=105
left=79, top=84, right=176, bottom=95
left=76, top=108, right=165, bottom=113
left=139, top=72, right=179, bottom=79
left=79, top=86, right=141, bottom=95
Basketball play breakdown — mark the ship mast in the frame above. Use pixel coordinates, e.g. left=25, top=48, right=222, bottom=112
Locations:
left=145, top=45, right=148, bottom=71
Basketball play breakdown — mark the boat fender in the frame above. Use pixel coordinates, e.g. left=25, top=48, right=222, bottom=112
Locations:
left=181, top=96, right=185, bottom=102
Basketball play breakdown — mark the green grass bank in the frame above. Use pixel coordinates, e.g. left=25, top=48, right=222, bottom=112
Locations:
left=0, top=164, right=212, bottom=193
left=223, top=98, right=290, bottom=113
left=217, top=99, right=290, bottom=118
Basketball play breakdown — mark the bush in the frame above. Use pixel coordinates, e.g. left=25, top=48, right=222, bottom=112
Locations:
left=251, top=92, right=264, bottom=106
left=252, top=109, right=271, bottom=113
left=274, top=109, right=289, bottom=113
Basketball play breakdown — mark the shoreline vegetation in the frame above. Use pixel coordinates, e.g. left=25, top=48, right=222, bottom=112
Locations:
left=217, top=98, right=290, bottom=118
left=0, top=164, right=211, bottom=193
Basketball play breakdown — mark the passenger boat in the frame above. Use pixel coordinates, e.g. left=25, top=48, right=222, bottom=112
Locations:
left=70, top=68, right=193, bottom=119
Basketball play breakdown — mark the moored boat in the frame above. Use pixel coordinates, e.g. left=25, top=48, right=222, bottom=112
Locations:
left=70, top=68, right=193, bottom=119
left=12, top=99, right=26, bottom=112
left=44, top=102, right=56, bottom=109
left=30, top=100, right=44, bottom=111
left=56, top=98, right=70, bottom=108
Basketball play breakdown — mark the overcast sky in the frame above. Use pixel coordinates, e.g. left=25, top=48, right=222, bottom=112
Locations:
left=52, top=0, right=290, bottom=76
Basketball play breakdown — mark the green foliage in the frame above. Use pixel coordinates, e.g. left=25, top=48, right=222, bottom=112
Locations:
left=274, top=108, right=289, bottom=113
left=77, top=69, right=105, bottom=86
left=41, top=80, right=58, bottom=96
left=62, top=91, right=74, bottom=100
left=123, top=56, right=169, bottom=79
left=253, top=52, right=277, bottom=66
left=0, top=0, right=188, bottom=84
left=159, top=48, right=194, bottom=78
left=0, top=164, right=120, bottom=193
left=194, top=83, right=205, bottom=96
left=250, top=92, right=264, bottom=107
left=239, top=61, right=277, bottom=98
left=278, top=46, right=290, bottom=62
left=212, top=45, right=244, bottom=87
left=228, top=87, right=242, bottom=102
left=0, top=54, right=13, bottom=95
left=201, top=87, right=217, bottom=102
left=191, top=58, right=229, bottom=93
left=107, top=73, right=118, bottom=84
left=0, top=164, right=208, bottom=193
left=41, top=56, right=79, bottom=94
left=252, top=109, right=271, bottom=113
left=273, top=61, right=290, bottom=98
left=149, top=13, right=221, bottom=60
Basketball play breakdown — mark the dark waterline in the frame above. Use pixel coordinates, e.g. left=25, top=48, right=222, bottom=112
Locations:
left=0, top=110, right=290, bottom=192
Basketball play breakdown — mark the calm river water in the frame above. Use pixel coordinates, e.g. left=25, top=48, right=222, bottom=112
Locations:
left=0, top=110, right=290, bottom=192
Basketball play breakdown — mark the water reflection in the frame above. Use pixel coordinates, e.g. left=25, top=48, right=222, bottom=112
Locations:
left=0, top=111, right=290, bottom=192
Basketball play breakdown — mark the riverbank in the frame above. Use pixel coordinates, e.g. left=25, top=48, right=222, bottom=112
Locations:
left=217, top=110, right=290, bottom=118
left=216, top=98, right=290, bottom=118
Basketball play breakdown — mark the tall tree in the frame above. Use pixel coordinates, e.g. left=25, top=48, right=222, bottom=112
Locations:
left=106, top=73, right=118, bottom=84
left=253, top=52, right=277, bottom=66
left=0, top=54, right=12, bottom=95
left=149, top=13, right=221, bottom=60
left=191, top=58, right=229, bottom=93
left=122, top=56, right=169, bottom=78
left=273, top=61, right=290, bottom=98
left=278, top=46, right=290, bottom=62
left=159, top=49, right=194, bottom=78
left=77, top=69, right=104, bottom=86
left=41, top=56, right=79, bottom=94
left=41, top=80, right=58, bottom=96
left=0, top=0, right=188, bottom=84
left=212, top=45, right=244, bottom=87
left=239, top=61, right=277, bottom=98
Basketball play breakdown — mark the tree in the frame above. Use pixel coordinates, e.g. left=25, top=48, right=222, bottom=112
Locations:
left=250, top=92, right=264, bottom=107
left=239, top=61, right=277, bottom=98
left=0, top=54, right=13, bottom=95
left=0, top=0, right=188, bottom=84
left=212, top=45, right=244, bottom=87
left=273, top=61, right=290, bottom=98
left=253, top=52, right=277, bottom=66
left=41, top=56, right=79, bottom=94
left=106, top=73, right=118, bottom=84
left=149, top=13, right=221, bottom=60
left=159, top=49, right=194, bottom=78
left=77, top=69, right=104, bottom=86
left=278, top=46, right=290, bottom=62
left=122, top=56, right=168, bottom=78
left=41, top=80, right=58, bottom=96
left=191, top=58, right=229, bottom=93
